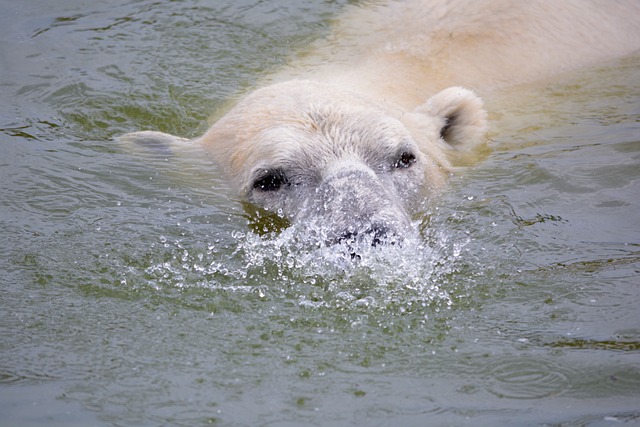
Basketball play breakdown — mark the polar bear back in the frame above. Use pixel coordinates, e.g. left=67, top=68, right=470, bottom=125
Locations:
left=272, top=0, right=640, bottom=109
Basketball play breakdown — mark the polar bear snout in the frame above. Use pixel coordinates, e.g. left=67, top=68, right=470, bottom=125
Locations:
left=298, top=164, right=414, bottom=247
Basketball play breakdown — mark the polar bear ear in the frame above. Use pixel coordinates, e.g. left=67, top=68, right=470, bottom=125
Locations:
left=418, top=87, right=487, bottom=149
left=116, top=130, right=196, bottom=158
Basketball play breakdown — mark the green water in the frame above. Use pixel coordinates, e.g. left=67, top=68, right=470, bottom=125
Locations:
left=1, top=1, right=639, bottom=426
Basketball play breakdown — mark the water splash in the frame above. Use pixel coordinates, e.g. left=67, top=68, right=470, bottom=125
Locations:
left=139, top=208, right=477, bottom=315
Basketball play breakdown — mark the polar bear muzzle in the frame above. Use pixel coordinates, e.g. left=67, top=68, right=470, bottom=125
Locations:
left=293, top=161, right=415, bottom=247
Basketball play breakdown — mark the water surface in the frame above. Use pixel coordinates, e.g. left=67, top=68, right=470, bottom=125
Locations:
left=1, top=1, right=639, bottom=426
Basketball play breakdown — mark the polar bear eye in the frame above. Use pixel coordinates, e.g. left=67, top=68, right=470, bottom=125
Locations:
left=253, top=169, right=289, bottom=192
left=394, top=151, right=416, bottom=169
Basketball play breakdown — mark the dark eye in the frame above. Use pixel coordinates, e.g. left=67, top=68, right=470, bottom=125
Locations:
left=252, top=169, right=289, bottom=192
left=394, top=151, right=416, bottom=169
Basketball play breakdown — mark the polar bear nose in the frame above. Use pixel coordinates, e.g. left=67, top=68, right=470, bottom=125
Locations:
left=338, top=223, right=394, bottom=247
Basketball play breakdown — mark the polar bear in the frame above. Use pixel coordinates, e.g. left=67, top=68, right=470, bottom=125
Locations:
left=120, top=0, right=640, bottom=246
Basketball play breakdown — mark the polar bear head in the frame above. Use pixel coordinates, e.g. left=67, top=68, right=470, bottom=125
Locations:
left=199, top=80, right=485, bottom=246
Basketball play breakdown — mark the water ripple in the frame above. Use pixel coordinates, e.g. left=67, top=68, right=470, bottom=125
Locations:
left=486, top=357, right=572, bottom=399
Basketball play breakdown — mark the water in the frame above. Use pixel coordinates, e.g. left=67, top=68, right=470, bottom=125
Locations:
left=1, top=1, right=639, bottom=426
